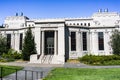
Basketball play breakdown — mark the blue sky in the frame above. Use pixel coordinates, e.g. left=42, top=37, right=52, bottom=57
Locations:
left=0, top=0, right=120, bottom=25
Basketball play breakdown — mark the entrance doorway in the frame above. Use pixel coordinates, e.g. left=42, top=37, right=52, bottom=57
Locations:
left=44, top=31, right=54, bottom=55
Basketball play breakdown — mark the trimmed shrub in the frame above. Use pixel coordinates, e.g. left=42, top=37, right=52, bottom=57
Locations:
left=79, top=54, right=120, bottom=65
left=103, top=60, right=120, bottom=65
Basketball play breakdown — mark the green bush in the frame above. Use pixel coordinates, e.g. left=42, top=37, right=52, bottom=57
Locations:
left=1, top=49, right=22, bottom=62
left=79, top=54, right=120, bottom=65
left=12, top=51, right=22, bottom=59
left=0, top=58, right=7, bottom=62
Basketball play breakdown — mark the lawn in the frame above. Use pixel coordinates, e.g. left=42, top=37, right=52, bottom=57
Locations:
left=44, top=68, right=120, bottom=80
left=0, top=65, right=23, bottom=77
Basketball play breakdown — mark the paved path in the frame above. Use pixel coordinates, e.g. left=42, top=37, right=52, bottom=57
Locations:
left=0, top=62, right=61, bottom=80
left=64, top=63, right=120, bottom=68
left=0, top=62, right=63, bottom=67
left=1, top=62, right=120, bottom=68
left=1, top=62, right=120, bottom=80
left=3, top=67, right=53, bottom=80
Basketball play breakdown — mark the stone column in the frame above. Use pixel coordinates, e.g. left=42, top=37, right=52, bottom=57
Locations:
left=11, top=32, right=15, bottom=49
left=92, top=32, right=98, bottom=55
left=89, top=32, right=92, bottom=54
left=77, top=31, right=80, bottom=52
left=104, top=31, right=109, bottom=55
left=15, top=32, right=19, bottom=51
left=42, top=31, right=44, bottom=55
left=54, top=31, right=58, bottom=55
left=69, top=32, right=71, bottom=51
left=34, top=27, right=41, bottom=55
left=57, top=26, right=65, bottom=64
left=87, top=32, right=90, bottom=53
left=77, top=31, right=82, bottom=57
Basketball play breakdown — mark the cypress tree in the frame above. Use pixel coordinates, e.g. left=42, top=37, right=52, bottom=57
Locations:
left=110, top=29, right=120, bottom=55
left=22, top=27, right=37, bottom=60
left=0, top=35, right=7, bottom=55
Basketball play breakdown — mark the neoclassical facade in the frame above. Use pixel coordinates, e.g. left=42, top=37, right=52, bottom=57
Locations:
left=0, top=10, right=120, bottom=64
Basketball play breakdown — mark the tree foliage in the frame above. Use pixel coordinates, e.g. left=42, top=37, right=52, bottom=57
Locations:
left=110, top=29, right=120, bottom=55
left=0, top=35, right=8, bottom=55
left=22, top=27, right=37, bottom=60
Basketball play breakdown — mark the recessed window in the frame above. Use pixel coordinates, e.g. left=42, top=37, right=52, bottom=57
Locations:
left=70, top=23, right=72, bottom=25
left=73, top=23, right=75, bottom=25
left=84, top=23, right=86, bottom=26
left=88, top=23, right=90, bottom=26
left=71, top=32, right=76, bottom=51
left=77, top=23, right=79, bottom=25
left=98, top=32, right=104, bottom=50
left=19, top=33, right=23, bottom=50
left=82, top=32, right=87, bottom=51
left=7, top=34, right=11, bottom=49
left=81, top=23, right=83, bottom=26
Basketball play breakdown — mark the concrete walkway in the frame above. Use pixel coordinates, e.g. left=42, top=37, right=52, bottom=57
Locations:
left=64, top=63, right=120, bottom=68
left=3, top=67, right=53, bottom=80
left=1, top=62, right=120, bottom=68
left=1, top=62, right=120, bottom=80
left=0, top=62, right=59, bottom=80
left=0, top=62, right=64, bottom=67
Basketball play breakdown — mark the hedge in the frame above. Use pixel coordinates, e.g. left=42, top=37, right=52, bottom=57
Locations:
left=79, top=55, right=120, bottom=65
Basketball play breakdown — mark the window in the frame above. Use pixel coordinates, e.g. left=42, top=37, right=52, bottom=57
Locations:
left=77, top=23, right=79, bottom=25
left=82, top=32, right=87, bottom=51
left=19, top=33, right=23, bottom=50
left=7, top=34, right=11, bottom=49
left=98, top=32, right=104, bottom=50
left=29, top=24, right=31, bottom=27
left=81, top=23, right=83, bottom=26
left=73, top=23, right=75, bottom=25
left=88, top=23, right=90, bottom=26
left=71, top=32, right=76, bottom=51
left=84, top=23, right=86, bottom=26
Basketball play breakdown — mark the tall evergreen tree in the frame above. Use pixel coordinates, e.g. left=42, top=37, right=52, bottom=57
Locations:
left=0, top=35, right=7, bottom=55
left=22, top=27, right=37, bottom=60
left=110, top=29, right=120, bottom=55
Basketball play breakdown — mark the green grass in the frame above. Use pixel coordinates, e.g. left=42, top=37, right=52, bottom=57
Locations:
left=0, top=65, right=23, bottom=77
left=44, top=68, right=120, bottom=80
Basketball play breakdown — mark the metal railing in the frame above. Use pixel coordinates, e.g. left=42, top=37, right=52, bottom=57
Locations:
left=0, top=67, right=44, bottom=80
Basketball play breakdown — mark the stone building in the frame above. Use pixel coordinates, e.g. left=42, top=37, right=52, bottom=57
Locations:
left=0, top=10, right=120, bottom=64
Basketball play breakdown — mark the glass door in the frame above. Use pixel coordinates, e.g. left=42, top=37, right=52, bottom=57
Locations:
left=45, top=31, right=54, bottom=55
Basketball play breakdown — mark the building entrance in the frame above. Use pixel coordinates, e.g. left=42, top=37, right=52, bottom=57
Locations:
left=44, top=31, right=54, bottom=55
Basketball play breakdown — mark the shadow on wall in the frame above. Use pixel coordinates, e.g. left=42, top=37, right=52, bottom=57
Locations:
left=65, top=26, right=69, bottom=62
